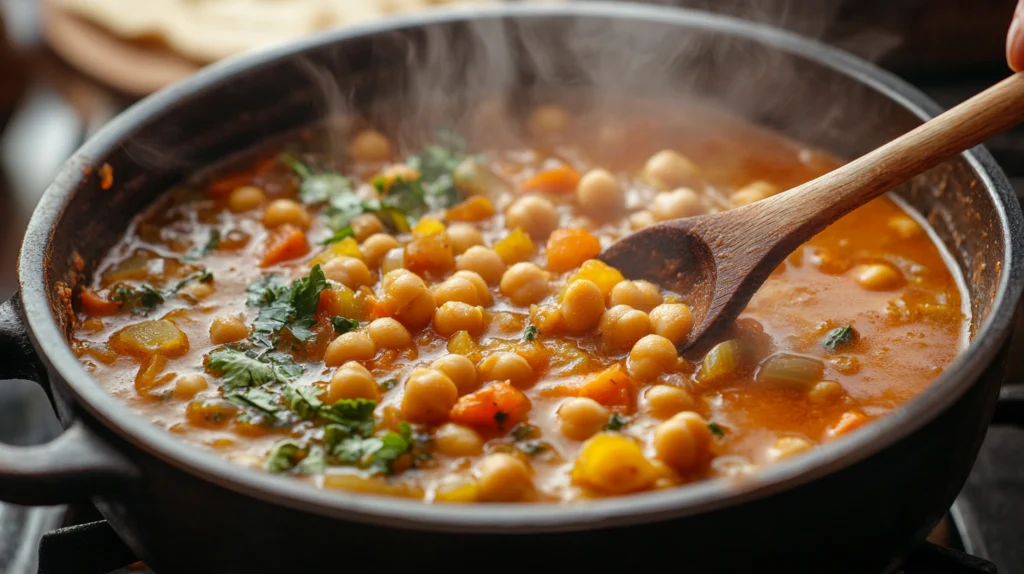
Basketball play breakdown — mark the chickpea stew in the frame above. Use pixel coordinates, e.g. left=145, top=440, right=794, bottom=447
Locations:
left=71, top=102, right=967, bottom=503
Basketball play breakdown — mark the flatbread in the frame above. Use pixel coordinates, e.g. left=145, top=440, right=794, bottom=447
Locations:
left=51, top=0, right=497, bottom=64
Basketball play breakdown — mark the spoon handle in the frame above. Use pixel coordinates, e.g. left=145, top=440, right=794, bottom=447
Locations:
left=772, top=71, right=1024, bottom=237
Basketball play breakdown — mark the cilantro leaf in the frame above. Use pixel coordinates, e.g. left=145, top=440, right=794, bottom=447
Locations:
left=282, top=154, right=356, bottom=205
left=287, top=265, right=329, bottom=341
left=224, top=386, right=282, bottom=416
left=182, top=230, right=221, bottom=262
left=708, top=421, right=726, bottom=438
left=206, top=346, right=303, bottom=389
left=321, top=226, right=355, bottom=245
left=523, top=325, right=539, bottom=341
left=370, top=421, right=414, bottom=475
left=511, top=423, right=537, bottom=441
left=283, top=384, right=324, bottom=420
left=112, top=283, right=164, bottom=314
left=296, top=447, right=326, bottom=474
left=331, top=316, right=359, bottom=335
left=319, top=398, right=376, bottom=437
left=265, top=440, right=305, bottom=473
left=246, top=274, right=290, bottom=307
left=604, top=413, right=629, bottom=431
left=249, top=265, right=330, bottom=345
left=823, top=325, right=858, bottom=351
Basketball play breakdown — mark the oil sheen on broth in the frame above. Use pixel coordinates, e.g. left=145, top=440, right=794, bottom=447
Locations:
left=70, top=101, right=966, bottom=503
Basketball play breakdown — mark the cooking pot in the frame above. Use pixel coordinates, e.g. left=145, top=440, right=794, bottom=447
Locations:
left=1, top=4, right=1023, bottom=573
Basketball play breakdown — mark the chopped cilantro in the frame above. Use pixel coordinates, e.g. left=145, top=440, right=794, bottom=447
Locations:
left=169, top=270, right=214, bottom=294
left=331, top=316, right=359, bottom=335
left=604, top=413, right=628, bottom=431
left=224, top=387, right=282, bottom=417
left=112, top=283, right=164, bottom=314
left=249, top=265, right=329, bottom=345
left=283, top=384, right=324, bottom=420
left=370, top=422, right=414, bottom=475
left=206, top=346, right=303, bottom=390
left=511, top=423, right=537, bottom=441
left=265, top=440, right=305, bottom=473
left=823, top=326, right=858, bottom=351
left=282, top=154, right=356, bottom=205
left=182, top=230, right=221, bottom=262
left=380, top=378, right=397, bottom=391
left=321, top=226, right=355, bottom=245
left=523, top=325, right=539, bottom=341
left=708, top=421, right=726, bottom=438
left=295, top=447, right=326, bottom=474
left=245, top=274, right=290, bottom=307
left=493, top=410, right=510, bottom=430
left=406, top=128, right=470, bottom=210
left=319, top=398, right=376, bottom=437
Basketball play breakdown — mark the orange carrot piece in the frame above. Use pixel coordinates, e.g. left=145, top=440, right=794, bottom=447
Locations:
left=449, top=381, right=531, bottom=431
left=365, top=295, right=394, bottom=320
left=577, top=364, right=635, bottom=408
left=80, top=288, right=120, bottom=316
left=546, top=228, right=602, bottom=272
left=446, top=195, right=496, bottom=222
left=260, top=225, right=309, bottom=267
left=520, top=164, right=581, bottom=194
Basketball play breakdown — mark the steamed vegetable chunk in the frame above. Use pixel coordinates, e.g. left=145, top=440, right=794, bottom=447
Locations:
left=72, top=101, right=965, bottom=503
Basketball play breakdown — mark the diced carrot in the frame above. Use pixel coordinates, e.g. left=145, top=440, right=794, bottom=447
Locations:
left=493, top=228, right=534, bottom=264
left=446, top=195, right=496, bottom=222
left=261, top=225, right=310, bottom=267
left=315, top=287, right=364, bottom=321
left=577, top=364, right=635, bottom=408
left=365, top=295, right=394, bottom=320
left=546, top=228, right=602, bottom=272
left=449, top=381, right=531, bottom=432
left=520, top=164, right=581, bottom=194
left=828, top=411, right=869, bottom=438
left=80, top=288, right=120, bottom=316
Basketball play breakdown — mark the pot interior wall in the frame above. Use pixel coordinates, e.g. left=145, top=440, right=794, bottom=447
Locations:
left=43, top=12, right=1002, bottom=341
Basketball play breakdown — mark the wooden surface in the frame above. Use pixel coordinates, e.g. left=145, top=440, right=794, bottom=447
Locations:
left=40, top=0, right=201, bottom=97
left=604, top=72, right=1024, bottom=352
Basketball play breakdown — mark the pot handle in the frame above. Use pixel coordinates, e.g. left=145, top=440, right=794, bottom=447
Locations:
left=0, top=294, right=139, bottom=505
left=992, top=385, right=1024, bottom=428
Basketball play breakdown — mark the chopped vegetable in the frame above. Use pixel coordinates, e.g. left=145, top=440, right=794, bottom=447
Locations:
left=696, top=340, right=743, bottom=384
left=206, top=346, right=303, bottom=389
left=331, top=316, right=359, bottom=334
left=523, top=325, right=539, bottom=341
left=453, top=158, right=511, bottom=200
left=449, top=382, right=531, bottom=431
left=261, top=225, right=310, bottom=267
left=577, top=364, right=635, bottom=408
left=266, top=440, right=305, bottom=473
left=250, top=265, right=330, bottom=345
left=110, top=319, right=189, bottom=358
left=79, top=287, right=120, bottom=316
left=521, top=164, right=581, bottom=194
left=823, top=325, right=858, bottom=351
left=546, top=228, right=601, bottom=272
left=225, top=387, right=283, bottom=417
left=112, top=283, right=164, bottom=314
left=494, top=228, right=535, bottom=264
left=446, top=195, right=495, bottom=222
left=571, top=433, right=657, bottom=494
left=563, top=260, right=624, bottom=300
left=320, top=227, right=355, bottom=246
left=182, top=230, right=221, bottom=262
left=756, top=354, right=825, bottom=390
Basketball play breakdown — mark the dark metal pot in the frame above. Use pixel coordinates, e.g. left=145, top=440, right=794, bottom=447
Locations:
left=1, top=4, right=1023, bottom=573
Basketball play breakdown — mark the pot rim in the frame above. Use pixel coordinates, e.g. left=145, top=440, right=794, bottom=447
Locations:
left=17, top=2, right=1024, bottom=533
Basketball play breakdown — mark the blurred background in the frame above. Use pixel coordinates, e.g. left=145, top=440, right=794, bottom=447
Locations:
left=0, top=0, right=1021, bottom=572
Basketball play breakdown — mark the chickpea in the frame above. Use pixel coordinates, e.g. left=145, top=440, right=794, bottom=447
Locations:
left=649, top=303, right=695, bottom=346
left=178, top=281, right=214, bottom=301
left=434, top=423, right=484, bottom=457
left=528, top=104, right=570, bottom=136
left=629, top=210, right=656, bottom=230
left=500, top=262, right=551, bottom=305
left=505, top=196, right=559, bottom=240
left=395, top=290, right=437, bottom=330
left=888, top=215, right=922, bottom=239
left=401, top=368, right=459, bottom=424
left=576, top=169, right=625, bottom=219
left=653, top=411, right=712, bottom=471
left=808, top=381, right=844, bottom=404
left=382, top=269, right=427, bottom=310
left=209, top=315, right=248, bottom=345
left=600, top=305, right=652, bottom=349
left=381, top=247, right=405, bottom=274
left=644, top=385, right=695, bottom=419
left=321, top=256, right=373, bottom=290
left=456, top=246, right=506, bottom=285
left=431, top=354, right=478, bottom=395
left=263, top=199, right=311, bottom=229
left=328, top=361, right=380, bottom=403
left=367, top=317, right=412, bottom=349
left=433, top=275, right=484, bottom=306
left=558, top=397, right=610, bottom=440
left=853, top=263, right=903, bottom=291
left=560, top=279, right=605, bottom=334
left=732, top=180, right=779, bottom=207
left=767, top=436, right=814, bottom=461
left=628, top=335, right=679, bottom=380
left=228, top=185, right=266, bottom=212
left=360, top=233, right=401, bottom=268
left=451, top=271, right=492, bottom=306
left=349, top=129, right=392, bottom=162
left=477, top=352, right=534, bottom=387
left=644, top=150, right=702, bottom=191
left=324, top=331, right=376, bottom=367
left=447, top=223, right=484, bottom=255
left=609, top=280, right=663, bottom=312
left=351, top=213, right=385, bottom=242
left=173, top=374, right=208, bottom=400
left=433, top=302, right=485, bottom=336
left=651, top=188, right=705, bottom=221
left=474, top=453, right=534, bottom=502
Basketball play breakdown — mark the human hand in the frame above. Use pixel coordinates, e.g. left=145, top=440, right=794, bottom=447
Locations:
left=1008, top=1, right=1024, bottom=71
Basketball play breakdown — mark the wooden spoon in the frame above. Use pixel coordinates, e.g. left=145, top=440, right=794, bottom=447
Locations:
left=600, top=72, right=1024, bottom=353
